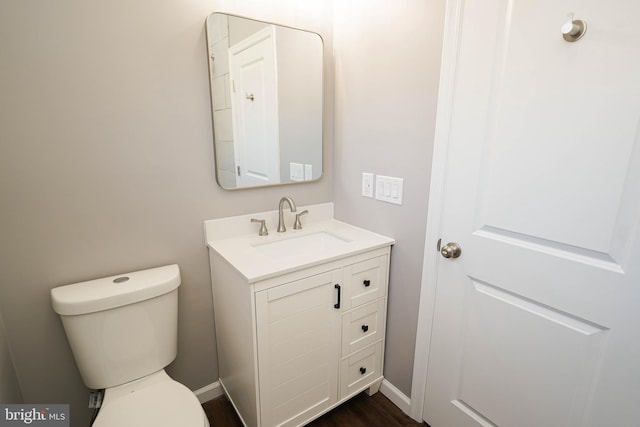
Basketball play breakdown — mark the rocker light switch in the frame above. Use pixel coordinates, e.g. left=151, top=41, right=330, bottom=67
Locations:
left=375, top=175, right=403, bottom=205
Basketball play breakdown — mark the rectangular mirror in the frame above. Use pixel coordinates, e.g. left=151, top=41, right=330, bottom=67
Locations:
left=206, top=13, right=323, bottom=190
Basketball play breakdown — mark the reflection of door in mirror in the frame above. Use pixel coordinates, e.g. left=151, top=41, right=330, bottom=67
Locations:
left=229, top=26, right=280, bottom=187
left=206, top=13, right=323, bottom=190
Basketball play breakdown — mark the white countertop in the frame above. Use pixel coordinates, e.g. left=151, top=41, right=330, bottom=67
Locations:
left=204, top=203, right=394, bottom=282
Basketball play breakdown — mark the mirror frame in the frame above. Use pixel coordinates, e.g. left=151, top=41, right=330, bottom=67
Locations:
left=205, top=12, right=325, bottom=190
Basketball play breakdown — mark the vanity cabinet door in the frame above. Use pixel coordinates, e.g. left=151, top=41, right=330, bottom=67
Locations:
left=255, top=269, right=342, bottom=427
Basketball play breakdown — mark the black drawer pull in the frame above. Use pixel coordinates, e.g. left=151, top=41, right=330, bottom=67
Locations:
left=359, top=367, right=367, bottom=375
left=363, top=279, right=371, bottom=287
left=334, top=284, right=341, bottom=309
left=361, top=324, right=369, bottom=333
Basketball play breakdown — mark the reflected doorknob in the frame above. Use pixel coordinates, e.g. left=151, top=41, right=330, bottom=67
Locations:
left=440, top=242, right=462, bottom=259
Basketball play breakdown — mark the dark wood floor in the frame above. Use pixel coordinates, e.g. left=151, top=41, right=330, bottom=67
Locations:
left=202, top=391, right=428, bottom=426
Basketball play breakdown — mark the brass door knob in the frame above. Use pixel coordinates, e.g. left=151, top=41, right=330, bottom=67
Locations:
left=441, top=242, right=462, bottom=259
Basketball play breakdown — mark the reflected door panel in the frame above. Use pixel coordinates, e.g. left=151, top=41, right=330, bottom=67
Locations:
left=229, top=26, right=280, bottom=187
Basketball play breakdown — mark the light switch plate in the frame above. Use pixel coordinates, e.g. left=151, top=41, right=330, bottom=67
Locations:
left=362, top=172, right=374, bottom=198
left=304, top=164, right=313, bottom=181
left=375, top=175, right=403, bottom=205
left=289, top=162, right=304, bottom=181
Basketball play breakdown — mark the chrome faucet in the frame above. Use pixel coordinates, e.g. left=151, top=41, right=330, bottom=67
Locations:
left=277, top=196, right=297, bottom=232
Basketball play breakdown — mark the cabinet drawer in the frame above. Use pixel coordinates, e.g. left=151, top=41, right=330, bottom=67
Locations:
left=340, top=341, right=383, bottom=398
left=343, top=255, right=388, bottom=310
left=341, top=299, right=386, bottom=356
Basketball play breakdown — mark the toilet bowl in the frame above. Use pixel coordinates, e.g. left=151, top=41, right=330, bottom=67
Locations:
left=92, top=370, right=208, bottom=427
left=51, top=264, right=209, bottom=427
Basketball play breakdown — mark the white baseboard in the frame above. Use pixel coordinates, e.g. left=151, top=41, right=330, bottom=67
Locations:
left=193, top=380, right=224, bottom=404
left=379, top=379, right=412, bottom=417
left=193, top=378, right=413, bottom=420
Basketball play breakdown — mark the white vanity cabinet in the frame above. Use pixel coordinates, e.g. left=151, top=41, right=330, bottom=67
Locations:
left=208, top=245, right=391, bottom=427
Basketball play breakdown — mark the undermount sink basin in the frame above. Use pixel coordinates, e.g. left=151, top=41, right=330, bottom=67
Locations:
left=204, top=204, right=395, bottom=281
left=253, top=231, right=350, bottom=257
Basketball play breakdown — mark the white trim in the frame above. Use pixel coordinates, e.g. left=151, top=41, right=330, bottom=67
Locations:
left=194, top=378, right=412, bottom=418
left=193, top=380, right=224, bottom=404
left=409, top=0, right=465, bottom=422
left=380, top=379, right=411, bottom=416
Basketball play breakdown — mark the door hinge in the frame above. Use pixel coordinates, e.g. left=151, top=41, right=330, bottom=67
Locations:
left=237, top=166, right=241, bottom=176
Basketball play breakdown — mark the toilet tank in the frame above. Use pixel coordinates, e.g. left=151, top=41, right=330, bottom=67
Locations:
left=51, top=264, right=181, bottom=390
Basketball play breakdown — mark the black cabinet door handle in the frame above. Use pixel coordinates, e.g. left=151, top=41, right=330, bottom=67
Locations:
left=334, top=284, right=341, bottom=309
left=361, top=324, right=369, bottom=333
left=363, top=279, right=371, bottom=287
left=360, top=367, right=367, bottom=375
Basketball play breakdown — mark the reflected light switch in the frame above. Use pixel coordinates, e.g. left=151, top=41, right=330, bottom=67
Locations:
left=290, top=162, right=304, bottom=181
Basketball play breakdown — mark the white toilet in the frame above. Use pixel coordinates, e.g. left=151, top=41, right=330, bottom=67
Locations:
left=51, top=264, right=210, bottom=427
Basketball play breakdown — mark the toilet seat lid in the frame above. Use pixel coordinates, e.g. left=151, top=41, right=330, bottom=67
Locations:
left=92, top=374, right=206, bottom=427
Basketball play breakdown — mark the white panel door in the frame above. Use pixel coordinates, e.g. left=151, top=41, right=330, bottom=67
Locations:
left=424, top=0, right=640, bottom=426
left=255, top=270, right=341, bottom=427
left=229, top=26, right=280, bottom=187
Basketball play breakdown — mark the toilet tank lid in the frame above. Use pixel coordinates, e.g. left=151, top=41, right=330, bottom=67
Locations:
left=51, top=264, right=181, bottom=316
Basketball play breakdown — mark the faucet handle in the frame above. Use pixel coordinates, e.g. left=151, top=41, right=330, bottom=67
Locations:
left=293, top=210, right=309, bottom=230
left=250, top=218, right=269, bottom=236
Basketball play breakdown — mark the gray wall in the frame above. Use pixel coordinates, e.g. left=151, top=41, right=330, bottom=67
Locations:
left=277, top=26, right=323, bottom=182
left=333, top=0, right=445, bottom=396
left=0, top=0, right=447, bottom=424
left=228, top=15, right=268, bottom=45
left=0, top=0, right=333, bottom=425
left=0, top=308, right=22, bottom=403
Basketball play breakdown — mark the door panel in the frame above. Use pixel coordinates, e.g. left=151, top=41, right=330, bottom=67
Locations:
left=454, top=279, right=607, bottom=427
left=424, top=0, right=640, bottom=425
left=229, top=26, right=280, bottom=187
left=477, top=2, right=640, bottom=255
